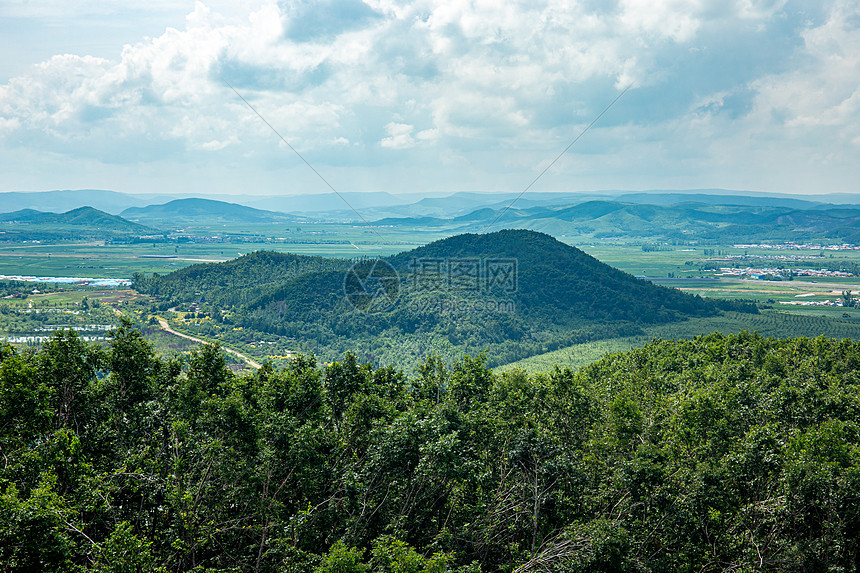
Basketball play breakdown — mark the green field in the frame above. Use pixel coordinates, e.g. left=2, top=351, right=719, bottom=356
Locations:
left=3, top=222, right=859, bottom=280
left=494, top=244, right=860, bottom=374
left=0, top=224, right=450, bottom=278
left=496, top=309, right=860, bottom=373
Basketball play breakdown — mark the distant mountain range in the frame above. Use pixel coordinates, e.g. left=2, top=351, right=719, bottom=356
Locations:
left=0, top=206, right=158, bottom=242
left=289, top=190, right=860, bottom=221
left=0, top=189, right=424, bottom=216
left=5, top=189, right=860, bottom=243
left=0, top=190, right=176, bottom=215
left=245, top=191, right=413, bottom=213
left=374, top=200, right=860, bottom=243
left=120, top=198, right=304, bottom=226
left=6, top=188, right=860, bottom=218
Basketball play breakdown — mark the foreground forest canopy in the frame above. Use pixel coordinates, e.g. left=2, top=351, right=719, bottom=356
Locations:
left=2, top=324, right=860, bottom=571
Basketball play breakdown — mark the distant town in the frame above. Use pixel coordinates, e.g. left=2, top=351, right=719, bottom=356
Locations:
left=717, top=267, right=854, bottom=279
left=732, top=243, right=860, bottom=250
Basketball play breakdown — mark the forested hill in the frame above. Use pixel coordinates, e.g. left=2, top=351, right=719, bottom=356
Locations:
left=3, top=328, right=860, bottom=570
left=388, top=229, right=720, bottom=323
left=41, top=206, right=156, bottom=232
left=134, top=230, right=753, bottom=367
left=133, top=250, right=351, bottom=308
left=0, top=206, right=158, bottom=242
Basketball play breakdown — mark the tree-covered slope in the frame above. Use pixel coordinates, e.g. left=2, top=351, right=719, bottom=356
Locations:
left=134, top=250, right=352, bottom=308
left=387, top=230, right=718, bottom=323
left=37, top=206, right=156, bottom=232
left=136, top=230, right=749, bottom=367
left=3, top=328, right=860, bottom=571
left=0, top=206, right=154, bottom=232
left=0, top=209, right=48, bottom=223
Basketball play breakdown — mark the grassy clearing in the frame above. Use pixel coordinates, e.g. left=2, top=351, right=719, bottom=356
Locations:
left=496, top=310, right=860, bottom=374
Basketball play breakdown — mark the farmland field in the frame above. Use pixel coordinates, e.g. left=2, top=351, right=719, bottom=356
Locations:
left=496, top=309, right=860, bottom=373
left=0, top=222, right=450, bottom=278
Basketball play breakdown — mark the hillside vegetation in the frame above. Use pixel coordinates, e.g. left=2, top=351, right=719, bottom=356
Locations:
left=134, top=250, right=352, bottom=308
left=2, top=327, right=860, bottom=571
left=134, top=230, right=753, bottom=367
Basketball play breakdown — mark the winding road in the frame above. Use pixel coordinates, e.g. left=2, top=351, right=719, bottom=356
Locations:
left=157, top=318, right=262, bottom=369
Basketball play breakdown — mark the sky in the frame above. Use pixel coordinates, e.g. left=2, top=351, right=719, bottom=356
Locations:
left=1, top=0, right=859, bottom=198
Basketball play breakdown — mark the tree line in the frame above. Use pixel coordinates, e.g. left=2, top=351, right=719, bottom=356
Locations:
left=3, top=325, right=859, bottom=571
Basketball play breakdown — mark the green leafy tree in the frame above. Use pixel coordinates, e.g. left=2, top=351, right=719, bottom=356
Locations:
left=93, top=521, right=154, bottom=573
left=317, top=541, right=367, bottom=573
left=37, top=330, right=104, bottom=433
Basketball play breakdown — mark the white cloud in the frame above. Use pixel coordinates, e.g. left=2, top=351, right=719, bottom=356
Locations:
left=749, top=1, right=860, bottom=145
left=416, top=128, right=438, bottom=141
left=198, top=138, right=233, bottom=150
left=380, top=122, right=416, bottom=148
left=618, top=0, right=703, bottom=42
left=0, top=0, right=857, bottom=194
left=734, top=0, right=788, bottom=20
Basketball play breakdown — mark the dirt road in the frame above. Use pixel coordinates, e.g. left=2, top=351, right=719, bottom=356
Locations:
left=157, top=318, right=262, bottom=369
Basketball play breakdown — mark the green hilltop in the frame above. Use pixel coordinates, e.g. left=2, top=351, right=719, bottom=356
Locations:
left=135, top=230, right=754, bottom=367
left=386, top=230, right=722, bottom=323
left=139, top=250, right=351, bottom=307
left=38, top=206, right=155, bottom=232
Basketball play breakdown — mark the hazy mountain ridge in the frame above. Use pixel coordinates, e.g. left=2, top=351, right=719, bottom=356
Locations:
left=120, top=198, right=304, bottom=226
left=7, top=189, right=860, bottom=243
left=0, top=206, right=157, bottom=235
left=246, top=191, right=411, bottom=213
left=374, top=200, right=860, bottom=243
left=0, top=189, right=175, bottom=215
left=8, top=187, right=860, bottom=220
